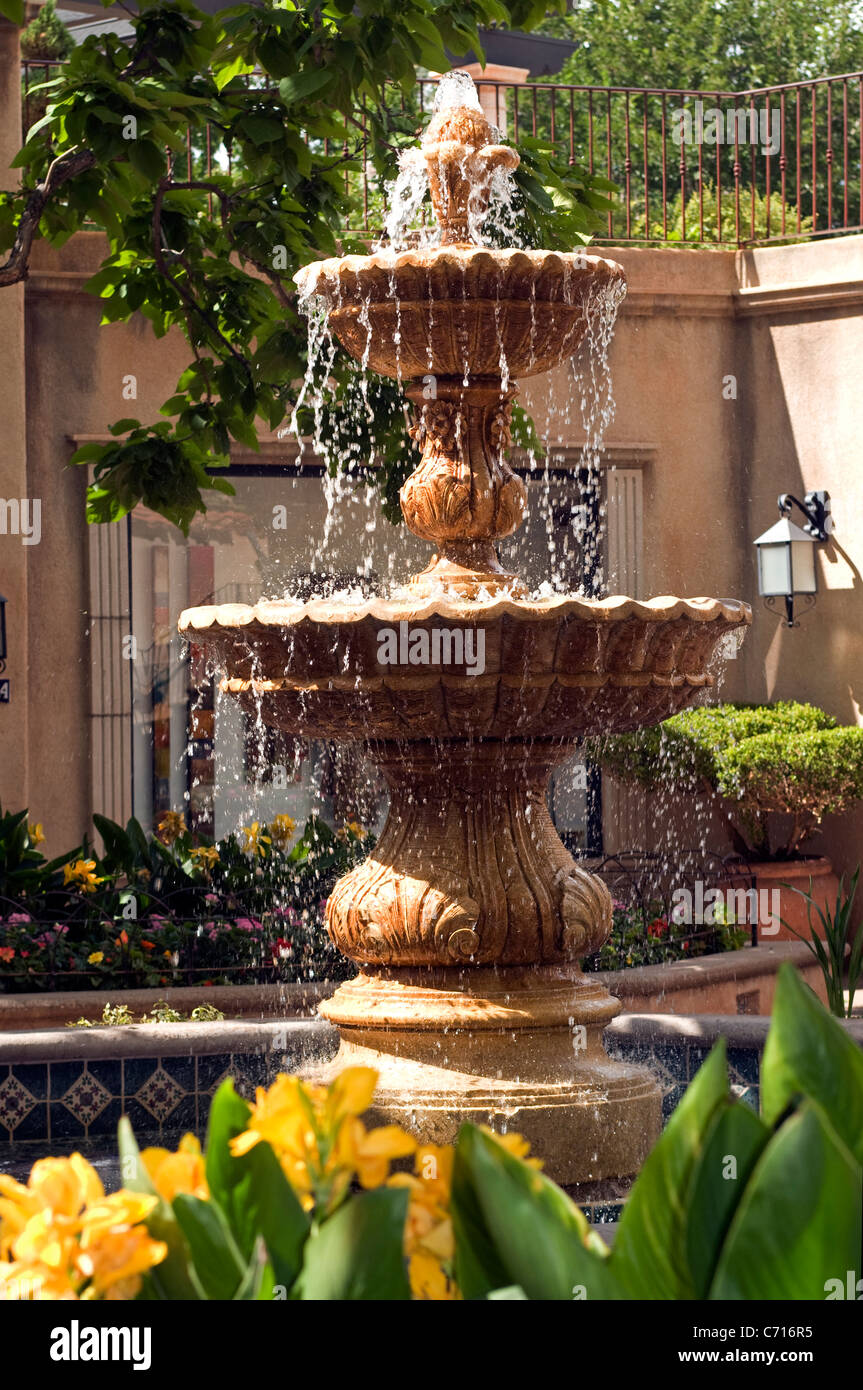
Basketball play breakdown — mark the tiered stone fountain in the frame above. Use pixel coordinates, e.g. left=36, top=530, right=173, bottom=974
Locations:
left=180, top=76, right=750, bottom=1184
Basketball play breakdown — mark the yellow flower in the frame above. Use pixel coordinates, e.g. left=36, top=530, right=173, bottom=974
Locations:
left=336, top=820, right=366, bottom=842
left=63, top=859, right=104, bottom=894
left=87, top=952, right=104, bottom=966
left=230, top=1067, right=414, bottom=1215
left=140, top=1135, right=208, bottom=1204
left=479, top=1125, right=543, bottom=1170
left=240, top=821, right=271, bottom=859
left=189, top=845, right=219, bottom=870
left=156, top=811, right=187, bottom=845
left=28, top=821, right=45, bottom=847
left=332, top=1118, right=416, bottom=1190
left=0, top=1155, right=165, bottom=1301
left=268, top=814, right=296, bottom=849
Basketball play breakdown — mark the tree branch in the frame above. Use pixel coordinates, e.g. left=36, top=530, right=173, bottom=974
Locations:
left=0, top=148, right=95, bottom=287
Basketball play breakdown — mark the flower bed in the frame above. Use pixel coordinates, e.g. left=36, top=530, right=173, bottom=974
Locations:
left=583, top=896, right=747, bottom=971
left=0, top=807, right=368, bottom=992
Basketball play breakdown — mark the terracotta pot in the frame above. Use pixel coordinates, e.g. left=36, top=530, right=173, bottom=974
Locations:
left=749, top=857, right=839, bottom=943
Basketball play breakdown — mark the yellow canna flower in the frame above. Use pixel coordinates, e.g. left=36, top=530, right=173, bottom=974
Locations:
left=0, top=1155, right=165, bottom=1301
left=63, top=859, right=104, bottom=894
left=189, top=845, right=219, bottom=870
left=78, top=1225, right=167, bottom=1300
left=230, top=1066, right=416, bottom=1217
left=409, top=1249, right=458, bottom=1301
left=479, top=1125, right=543, bottom=1170
left=28, top=821, right=45, bottom=847
left=331, top=1118, right=416, bottom=1190
left=87, top=952, right=104, bottom=966
left=156, top=810, right=187, bottom=845
left=324, top=1066, right=378, bottom=1126
left=336, top=820, right=366, bottom=842
left=140, top=1135, right=208, bottom=1204
left=240, top=821, right=271, bottom=859
left=268, top=814, right=296, bottom=849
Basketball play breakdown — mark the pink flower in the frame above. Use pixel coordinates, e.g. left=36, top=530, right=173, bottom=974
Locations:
left=7, top=913, right=31, bottom=925
left=235, top=917, right=263, bottom=934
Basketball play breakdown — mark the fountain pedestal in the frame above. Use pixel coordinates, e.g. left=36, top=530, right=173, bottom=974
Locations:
left=319, top=740, right=661, bottom=1181
left=321, top=967, right=660, bottom=1185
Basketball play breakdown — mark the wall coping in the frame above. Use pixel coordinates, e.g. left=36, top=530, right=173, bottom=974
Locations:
left=595, top=939, right=814, bottom=997
left=3, top=1005, right=861, bottom=1066
left=0, top=941, right=815, bottom=1032
left=606, top=1011, right=863, bottom=1050
left=0, top=941, right=810, bottom=1031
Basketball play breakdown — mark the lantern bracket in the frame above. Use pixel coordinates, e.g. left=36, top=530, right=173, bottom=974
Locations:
left=777, top=491, right=831, bottom=543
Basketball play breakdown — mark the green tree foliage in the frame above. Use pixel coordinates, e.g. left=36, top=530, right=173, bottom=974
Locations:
left=0, top=0, right=614, bottom=534
left=548, top=0, right=863, bottom=90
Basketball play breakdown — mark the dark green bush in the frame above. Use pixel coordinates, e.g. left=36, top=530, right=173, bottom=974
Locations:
left=588, top=701, right=861, bottom=859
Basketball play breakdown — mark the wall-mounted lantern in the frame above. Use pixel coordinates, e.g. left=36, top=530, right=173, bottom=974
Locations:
left=754, top=491, right=832, bottom=628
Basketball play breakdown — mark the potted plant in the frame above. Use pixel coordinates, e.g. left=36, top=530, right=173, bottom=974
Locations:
left=20, top=0, right=74, bottom=136
left=587, top=702, right=863, bottom=941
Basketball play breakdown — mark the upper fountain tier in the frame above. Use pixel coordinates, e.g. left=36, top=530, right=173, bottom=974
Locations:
left=293, top=73, right=624, bottom=382
left=179, top=74, right=751, bottom=739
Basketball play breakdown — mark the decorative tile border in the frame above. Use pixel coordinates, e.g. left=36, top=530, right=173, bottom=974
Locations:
left=2, top=1013, right=860, bottom=1158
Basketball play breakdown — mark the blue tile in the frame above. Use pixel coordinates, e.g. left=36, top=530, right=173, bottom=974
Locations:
left=48, top=1061, right=89, bottom=1098
left=122, top=1057, right=160, bottom=1097
left=160, top=1056, right=195, bottom=1093
left=730, top=1084, right=760, bottom=1112
left=592, top=1203, right=624, bottom=1224
left=727, top=1048, right=761, bottom=1087
left=10, top=1064, right=49, bottom=1100
left=231, top=1052, right=268, bottom=1094
left=686, top=1046, right=714, bottom=1080
left=49, top=1103, right=86, bottom=1141
left=9, top=1102, right=49, bottom=1142
left=86, top=1097, right=124, bottom=1137
left=160, top=1095, right=196, bottom=1135
left=121, top=1099, right=158, bottom=1137
left=86, top=1060, right=122, bottom=1098
left=196, top=1053, right=233, bottom=1094
left=662, top=1083, right=686, bottom=1121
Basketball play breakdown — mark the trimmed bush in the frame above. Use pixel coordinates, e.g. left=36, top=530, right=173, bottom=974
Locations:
left=588, top=701, right=863, bottom=860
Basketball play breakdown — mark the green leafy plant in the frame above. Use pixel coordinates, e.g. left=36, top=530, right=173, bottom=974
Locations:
left=628, top=181, right=814, bottom=246
left=450, top=965, right=862, bottom=1300
left=781, top=868, right=863, bottom=1018
left=588, top=702, right=863, bottom=860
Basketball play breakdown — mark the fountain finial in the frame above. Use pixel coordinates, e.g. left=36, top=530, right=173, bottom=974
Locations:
left=421, top=70, right=519, bottom=245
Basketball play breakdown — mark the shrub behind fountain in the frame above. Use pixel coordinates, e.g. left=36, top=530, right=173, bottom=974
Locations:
left=180, top=74, right=750, bottom=1183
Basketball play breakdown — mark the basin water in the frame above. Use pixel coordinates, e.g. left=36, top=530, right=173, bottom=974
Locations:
left=180, top=73, right=750, bottom=1184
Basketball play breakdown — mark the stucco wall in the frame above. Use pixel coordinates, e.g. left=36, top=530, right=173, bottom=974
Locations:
left=1, top=197, right=861, bottom=865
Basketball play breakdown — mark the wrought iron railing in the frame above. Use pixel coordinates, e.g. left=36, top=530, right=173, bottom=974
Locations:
left=21, top=60, right=863, bottom=247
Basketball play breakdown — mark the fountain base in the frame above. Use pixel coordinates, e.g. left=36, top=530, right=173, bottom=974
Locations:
left=318, top=966, right=661, bottom=1184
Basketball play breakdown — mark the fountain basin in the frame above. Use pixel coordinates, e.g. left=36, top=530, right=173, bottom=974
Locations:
left=179, top=593, right=750, bottom=741
left=294, top=247, right=625, bottom=379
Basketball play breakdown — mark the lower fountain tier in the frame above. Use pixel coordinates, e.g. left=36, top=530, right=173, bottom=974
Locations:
left=179, top=594, right=752, bottom=743
left=318, top=966, right=662, bottom=1185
